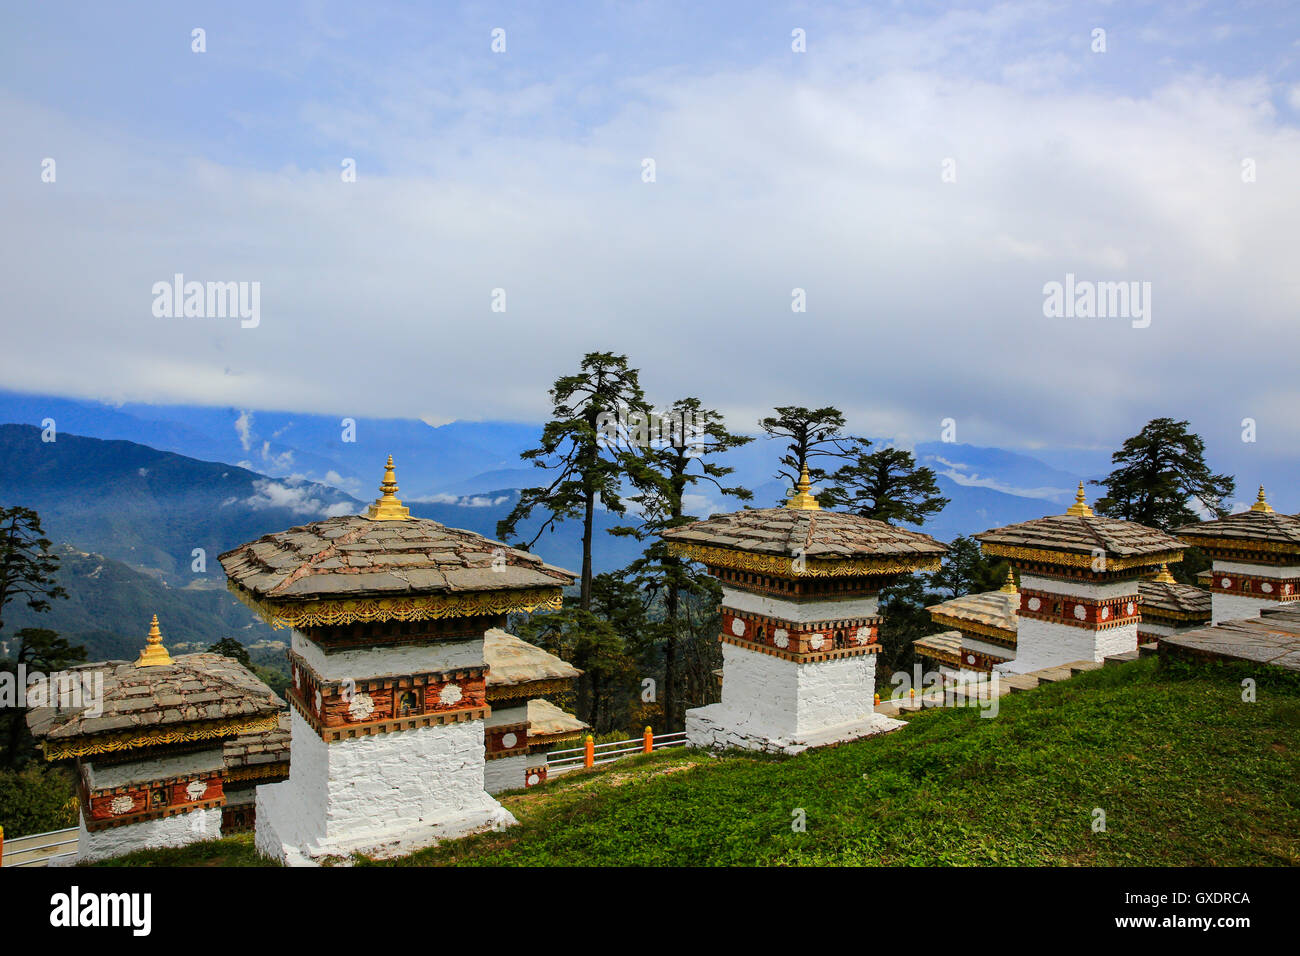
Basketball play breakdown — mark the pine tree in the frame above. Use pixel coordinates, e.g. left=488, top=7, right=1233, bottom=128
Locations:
left=758, top=406, right=862, bottom=506
left=0, top=507, right=66, bottom=636
left=829, top=446, right=949, bottom=525
left=1091, top=418, right=1235, bottom=531
left=497, top=352, right=657, bottom=610
left=611, top=397, right=752, bottom=729
left=928, top=535, right=1008, bottom=598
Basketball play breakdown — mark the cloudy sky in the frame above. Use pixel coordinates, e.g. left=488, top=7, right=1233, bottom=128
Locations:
left=2, top=0, right=1298, bottom=459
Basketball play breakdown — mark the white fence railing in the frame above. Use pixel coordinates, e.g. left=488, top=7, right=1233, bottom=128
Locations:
left=548, top=728, right=687, bottom=776
left=1, top=825, right=79, bottom=867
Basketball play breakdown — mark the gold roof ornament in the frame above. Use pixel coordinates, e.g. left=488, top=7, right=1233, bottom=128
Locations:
left=135, top=614, right=173, bottom=668
left=786, top=463, right=821, bottom=511
left=1249, top=485, right=1274, bottom=513
left=366, top=455, right=411, bottom=521
left=1065, top=481, right=1094, bottom=517
left=1000, top=566, right=1018, bottom=593
left=1153, top=563, right=1176, bottom=584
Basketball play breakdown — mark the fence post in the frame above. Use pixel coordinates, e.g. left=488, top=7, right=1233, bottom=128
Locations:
left=584, top=735, right=594, bottom=769
left=643, top=726, right=653, bottom=753
left=0, top=824, right=4, bottom=868
left=873, top=692, right=880, bottom=707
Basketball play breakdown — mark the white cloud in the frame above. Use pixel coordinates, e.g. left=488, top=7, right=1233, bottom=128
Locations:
left=241, top=478, right=355, bottom=517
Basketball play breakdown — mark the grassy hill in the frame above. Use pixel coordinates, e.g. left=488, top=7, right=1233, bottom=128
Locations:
left=94, top=657, right=1300, bottom=867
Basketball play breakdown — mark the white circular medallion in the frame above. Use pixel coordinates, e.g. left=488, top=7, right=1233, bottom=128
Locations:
left=348, top=692, right=375, bottom=721
left=1028, top=597, right=1041, bottom=612
left=1100, top=606, right=1110, bottom=620
left=966, top=654, right=975, bottom=664
left=730, top=617, right=746, bottom=637
left=440, top=683, right=463, bottom=706
left=314, top=689, right=322, bottom=712
left=854, top=626, right=870, bottom=645
left=1221, top=578, right=1232, bottom=588
left=809, top=633, right=825, bottom=650
left=527, top=773, right=541, bottom=786
left=774, top=629, right=789, bottom=648
left=1126, top=602, right=1135, bottom=616
left=110, top=795, right=134, bottom=815
left=293, top=667, right=300, bottom=688
left=1073, top=604, right=1086, bottom=620
left=502, top=732, right=518, bottom=748
left=186, top=780, right=207, bottom=801
left=1261, top=582, right=1273, bottom=594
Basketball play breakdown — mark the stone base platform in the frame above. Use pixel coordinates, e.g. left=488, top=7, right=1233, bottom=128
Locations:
left=1160, top=608, right=1300, bottom=672
left=685, top=703, right=905, bottom=756
left=254, top=780, right=516, bottom=866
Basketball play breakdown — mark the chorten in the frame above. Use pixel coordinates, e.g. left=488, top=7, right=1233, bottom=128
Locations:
left=975, top=483, right=1185, bottom=673
left=25, top=615, right=283, bottom=862
left=1176, top=487, right=1300, bottom=623
left=1136, top=564, right=1211, bottom=643
left=918, top=568, right=1020, bottom=678
left=219, top=456, right=575, bottom=863
left=661, top=465, right=946, bottom=754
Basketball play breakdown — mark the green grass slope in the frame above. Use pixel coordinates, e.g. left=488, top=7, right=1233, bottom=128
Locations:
left=90, top=658, right=1300, bottom=867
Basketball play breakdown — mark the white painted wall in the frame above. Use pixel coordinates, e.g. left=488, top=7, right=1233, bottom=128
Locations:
left=291, top=631, right=486, bottom=682
left=256, top=708, right=512, bottom=863
left=721, top=587, right=879, bottom=623
left=77, top=806, right=221, bottom=863
left=484, top=753, right=528, bottom=794
left=1212, top=593, right=1278, bottom=624
left=1009, top=617, right=1137, bottom=673
left=1019, top=573, right=1139, bottom=601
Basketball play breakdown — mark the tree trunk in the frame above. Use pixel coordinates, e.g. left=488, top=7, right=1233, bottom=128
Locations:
left=581, top=487, right=595, bottom=611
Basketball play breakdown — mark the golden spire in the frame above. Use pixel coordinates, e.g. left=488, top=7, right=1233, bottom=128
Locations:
left=366, top=455, right=411, bottom=521
left=1153, top=563, right=1176, bottom=584
left=1065, top=481, right=1094, bottom=517
left=786, top=462, right=821, bottom=511
left=1249, top=485, right=1274, bottom=513
left=135, top=614, right=173, bottom=668
left=1000, top=566, right=1017, bottom=593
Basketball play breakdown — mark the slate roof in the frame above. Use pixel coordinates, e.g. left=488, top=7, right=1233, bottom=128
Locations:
left=1175, top=509, right=1300, bottom=550
left=219, top=515, right=575, bottom=603
left=484, top=628, right=582, bottom=689
left=1161, top=608, right=1300, bottom=672
left=926, top=589, right=1019, bottom=634
left=27, top=654, right=284, bottom=745
left=526, top=698, right=588, bottom=742
left=914, top=631, right=963, bottom=657
left=660, top=508, right=946, bottom=560
left=223, top=711, right=291, bottom=771
left=976, top=514, right=1184, bottom=561
left=1139, top=579, right=1212, bottom=616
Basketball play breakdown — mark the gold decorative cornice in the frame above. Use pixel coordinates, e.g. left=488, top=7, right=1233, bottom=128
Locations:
left=228, top=581, right=564, bottom=629
left=366, top=455, right=412, bottom=521
left=135, top=614, right=173, bottom=668
left=981, top=543, right=1183, bottom=572
left=666, top=541, right=941, bottom=577
left=1065, top=481, right=1094, bottom=517
left=41, top=712, right=279, bottom=763
left=786, top=463, right=821, bottom=511
left=1176, top=537, right=1300, bottom=560
left=224, top=762, right=290, bottom=783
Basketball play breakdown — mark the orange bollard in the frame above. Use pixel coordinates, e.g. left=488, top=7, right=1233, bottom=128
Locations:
left=584, top=734, right=595, bottom=768
left=873, top=693, right=880, bottom=707
left=909, top=687, right=915, bottom=700
left=0, top=824, right=4, bottom=868
left=644, top=726, right=653, bottom=753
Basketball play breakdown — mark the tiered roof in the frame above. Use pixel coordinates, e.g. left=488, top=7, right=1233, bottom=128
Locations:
left=484, top=628, right=582, bottom=701
left=27, top=620, right=283, bottom=762
left=926, top=571, right=1019, bottom=639
left=1175, top=487, right=1300, bottom=559
left=976, top=483, right=1184, bottom=570
left=219, top=458, right=575, bottom=628
left=1138, top=566, right=1212, bottom=619
left=661, top=467, right=945, bottom=575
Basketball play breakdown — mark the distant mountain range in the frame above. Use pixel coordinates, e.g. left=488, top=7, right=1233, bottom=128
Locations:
left=1, top=387, right=1292, bottom=663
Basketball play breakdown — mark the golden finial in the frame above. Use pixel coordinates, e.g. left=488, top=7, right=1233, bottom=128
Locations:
left=1000, top=567, right=1017, bottom=593
left=786, top=462, right=821, bottom=511
left=1249, top=485, right=1274, bottom=513
left=1065, top=481, right=1093, bottom=517
left=366, top=455, right=411, bottom=521
left=1153, top=563, right=1176, bottom=584
left=135, top=614, right=173, bottom=667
